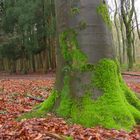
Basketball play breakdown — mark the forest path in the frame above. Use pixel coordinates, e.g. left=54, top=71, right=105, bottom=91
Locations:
left=0, top=72, right=140, bottom=92
left=123, top=72, right=140, bottom=83
left=122, top=72, right=140, bottom=94
left=0, top=72, right=55, bottom=80
left=0, top=72, right=140, bottom=81
left=0, top=72, right=140, bottom=94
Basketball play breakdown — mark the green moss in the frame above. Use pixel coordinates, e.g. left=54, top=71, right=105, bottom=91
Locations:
left=71, top=7, right=80, bottom=16
left=59, top=29, right=88, bottom=71
left=55, top=59, right=140, bottom=131
left=92, top=59, right=119, bottom=92
left=97, top=3, right=112, bottom=29
left=56, top=75, right=72, bottom=117
left=17, top=110, right=47, bottom=121
left=65, top=136, right=73, bottom=140
left=78, top=20, right=87, bottom=30
left=71, top=94, right=135, bottom=131
left=119, top=75, right=140, bottom=111
left=40, top=90, right=58, bottom=111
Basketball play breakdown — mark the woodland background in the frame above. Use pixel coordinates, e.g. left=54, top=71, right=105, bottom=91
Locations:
left=0, top=0, right=140, bottom=74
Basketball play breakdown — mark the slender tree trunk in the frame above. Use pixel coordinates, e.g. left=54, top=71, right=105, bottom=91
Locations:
left=134, top=8, right=140, bottom=40
left=119, top=15, right=126, bottom=63
left=31, top=54, right=36, bottom=72
left=121, top=0, right=135, bottom=69
left=132, top=27, right=136, bottom=63
left=114, top=0, right=122, bottom=64
left=126, top=28, right=133, bottom=69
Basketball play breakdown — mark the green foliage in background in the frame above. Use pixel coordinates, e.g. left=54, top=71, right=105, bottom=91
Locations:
left=0, top=0, right=56, bottom=62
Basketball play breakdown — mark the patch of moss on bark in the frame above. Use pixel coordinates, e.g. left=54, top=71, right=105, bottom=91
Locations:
left=56, top=75, right=72, bottom=117
left=39, top=90, right=58, bottom=111
left=59, top=29, right=88, bottom=71
left=97, top=3, right=112, bottom=29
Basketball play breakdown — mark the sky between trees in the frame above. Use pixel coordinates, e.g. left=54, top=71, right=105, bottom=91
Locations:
left=108, top=0, right=140, bottom=22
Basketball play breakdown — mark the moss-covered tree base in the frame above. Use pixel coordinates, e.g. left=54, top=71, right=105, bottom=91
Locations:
left=19, top=59, right=140, bottom=131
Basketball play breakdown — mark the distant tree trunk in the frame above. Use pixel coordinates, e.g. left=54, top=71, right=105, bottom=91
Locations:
left=119, top=14, right=126, bottom=63
left=121, top=0, right=135, bottom=69
left=132, top=25, right=136, bottom=63
left=11, top=60, right=16, bottom=73
left=114, top=0, right=122, bottom=64
left=134, top=8, right=140, bottom=40
left=22, top=0, right=140, bottom=131
left=31, top=54, right=36, bottom=72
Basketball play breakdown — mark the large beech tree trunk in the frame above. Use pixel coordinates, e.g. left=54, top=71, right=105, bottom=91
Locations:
left=22, top=0, right=140, bottom=131
left=55, top=0, right=115, bottom=96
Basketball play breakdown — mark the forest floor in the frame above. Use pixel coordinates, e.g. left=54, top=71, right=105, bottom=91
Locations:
left=0, top=72, right=140, bottom=140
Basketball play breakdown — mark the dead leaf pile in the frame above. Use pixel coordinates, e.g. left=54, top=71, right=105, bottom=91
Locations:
left=0, top=116, right=140, bottom=140
left=0, top=76, right=140, bottom=140
left=124, top=74, right=140, bottom=96
left=0, top=79, right=54, bottom=125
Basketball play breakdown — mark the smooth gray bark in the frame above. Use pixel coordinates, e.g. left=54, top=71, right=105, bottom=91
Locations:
left=55, top=0, right=115, bottom=97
